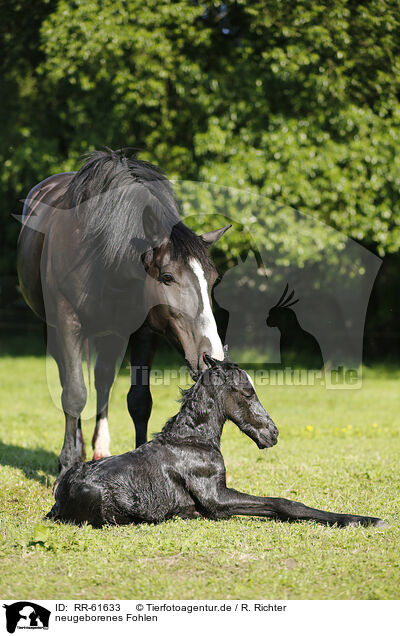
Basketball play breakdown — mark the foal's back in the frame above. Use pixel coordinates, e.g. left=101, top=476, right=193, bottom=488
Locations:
left=48, top=436, right=201, bottom=527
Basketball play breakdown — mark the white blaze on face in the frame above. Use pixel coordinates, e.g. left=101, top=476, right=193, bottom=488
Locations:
left=246, top=371, right=256, bottom=391
left=190, top=258, right=224, bottom=361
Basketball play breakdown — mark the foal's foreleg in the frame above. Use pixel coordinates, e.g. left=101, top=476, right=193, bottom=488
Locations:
left=92, top=334, right=127, bottom=459
left=201, top=487, right=386, bottom=527
left=127, top=326, right=158, bottom=447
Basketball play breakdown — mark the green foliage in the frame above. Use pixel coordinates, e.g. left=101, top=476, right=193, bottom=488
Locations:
left=1, top=0, right=400, bottom=277
left=194, top=1, right=400, bottom=256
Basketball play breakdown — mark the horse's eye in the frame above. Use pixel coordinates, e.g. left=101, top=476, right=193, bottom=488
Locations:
left=160, top=272, right=175, bottom=285
left=232, top=382, right=253, bottom=398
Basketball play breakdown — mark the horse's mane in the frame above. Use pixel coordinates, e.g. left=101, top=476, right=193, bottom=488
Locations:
left=157, top=360, right=239, bottom=438
left=63, top=148, right=210, bottom=268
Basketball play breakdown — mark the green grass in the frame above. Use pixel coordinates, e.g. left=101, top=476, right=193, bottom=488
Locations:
left=0, top=346, right=399, bottom=599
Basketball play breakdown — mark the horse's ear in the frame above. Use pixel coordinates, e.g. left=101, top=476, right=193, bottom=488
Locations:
left=142, top=205, right=167, bottom=247
left=200, top=224, right=232, bottom=247
left=203, top=353, right=218, bottom=368
left=188, top=367, right=201, bottom=381
left=140, top=248, right=153, bottom=271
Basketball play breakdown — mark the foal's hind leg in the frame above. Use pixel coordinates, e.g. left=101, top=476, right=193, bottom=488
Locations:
left=92, top=334, right=127, bottom=460
left=127, top=326, right=158, bottom=447
left=192, top=482, right=386, bottom=527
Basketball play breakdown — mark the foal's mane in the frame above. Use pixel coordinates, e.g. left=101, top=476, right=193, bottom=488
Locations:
left=159, top=361, right=239, bottom=437
left=64, top=148, right=210, bottom=268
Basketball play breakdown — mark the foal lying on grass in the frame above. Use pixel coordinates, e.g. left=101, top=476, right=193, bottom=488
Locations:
left=47, top=356, right=386, bottom=528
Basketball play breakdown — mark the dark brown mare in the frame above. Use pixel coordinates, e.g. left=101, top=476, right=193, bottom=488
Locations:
left=17, top=149, right=230, bottom=479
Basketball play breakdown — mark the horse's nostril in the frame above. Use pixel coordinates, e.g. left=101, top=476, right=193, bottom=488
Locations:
left=270, top=427, right=279, bottom=439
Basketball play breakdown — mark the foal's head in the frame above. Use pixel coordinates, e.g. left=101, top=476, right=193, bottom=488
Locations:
left=202, top=355, right=279, bottom=449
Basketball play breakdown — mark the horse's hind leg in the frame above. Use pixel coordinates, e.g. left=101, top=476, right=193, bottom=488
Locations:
left=92, top=334, right=127, bottom=460
left=127, top=326, right=158, bottom=447
left=45, top=322, right=86, bottom=463
left=195, top=485, right=387, bottom=527
left=49, top=301, right=88, bottom=479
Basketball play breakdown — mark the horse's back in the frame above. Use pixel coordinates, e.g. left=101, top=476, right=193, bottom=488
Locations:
left=17, top=172, right=76, bottom=320
left=21, top=172, right=76, bottom=225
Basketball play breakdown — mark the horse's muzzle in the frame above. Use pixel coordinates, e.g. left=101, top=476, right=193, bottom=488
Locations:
left=256, top=425, right=279, bottom=449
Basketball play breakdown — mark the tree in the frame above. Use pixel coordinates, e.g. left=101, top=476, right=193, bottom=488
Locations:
left=2, top=0, right=400, bottom=272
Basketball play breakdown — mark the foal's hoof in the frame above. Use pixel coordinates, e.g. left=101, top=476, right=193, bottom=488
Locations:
left=347, top=517, right=389, bottom=528
left=374, top=519, right=390, bottom=528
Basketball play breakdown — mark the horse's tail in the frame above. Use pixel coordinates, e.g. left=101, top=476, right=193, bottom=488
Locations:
left=84, top=338, right=91, bottom=392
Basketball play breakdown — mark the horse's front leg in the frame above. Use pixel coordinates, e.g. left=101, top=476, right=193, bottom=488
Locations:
left=92, top=334, right=127, bottom=459
left=127, top=326, right=158, bottom=447
left=53, top=302, right=87, bottom=479
left=194, top=481, right=386, bottom=527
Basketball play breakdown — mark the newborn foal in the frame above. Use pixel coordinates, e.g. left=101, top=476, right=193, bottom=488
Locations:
left=47, top=357, right=385, bottom=528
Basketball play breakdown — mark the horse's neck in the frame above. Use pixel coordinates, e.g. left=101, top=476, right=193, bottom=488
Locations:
left=171, top=399, right=225, bottom=446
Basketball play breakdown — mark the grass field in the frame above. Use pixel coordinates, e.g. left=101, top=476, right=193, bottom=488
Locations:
left=1, top=339, right=399, bottom=599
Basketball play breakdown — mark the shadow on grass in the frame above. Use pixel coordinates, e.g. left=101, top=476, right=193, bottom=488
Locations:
left=0, top=440, right=57, bottom=485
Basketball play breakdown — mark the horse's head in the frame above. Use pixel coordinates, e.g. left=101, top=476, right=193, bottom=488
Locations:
left=203, top=355, right=279, bottom=449
left=140, top=211, right=231, bottom=372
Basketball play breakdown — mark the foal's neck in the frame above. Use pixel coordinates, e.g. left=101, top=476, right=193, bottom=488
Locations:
left=165, top=385, right=225, bottom=447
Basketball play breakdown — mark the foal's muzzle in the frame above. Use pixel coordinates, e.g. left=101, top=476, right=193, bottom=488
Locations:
left=256, top=421, right=279, bottom=449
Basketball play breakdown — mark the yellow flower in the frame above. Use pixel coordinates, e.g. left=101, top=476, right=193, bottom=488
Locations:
left=306, top=425, right=313, bottom=431
left=372, top=423, right=378, bottom=428
left=341, top=427, right=347, bottom=433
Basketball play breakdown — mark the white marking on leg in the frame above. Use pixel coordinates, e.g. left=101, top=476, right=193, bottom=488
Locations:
left=190, top=258, right=224, bottom=361
left=93, top=416, right=111, bottom=459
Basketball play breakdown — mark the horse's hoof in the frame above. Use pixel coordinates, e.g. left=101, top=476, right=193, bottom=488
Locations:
left=375, top=519, right=390, bottom=528
left=346, top=516, right=389, bottom=528
left=93, top=451, right=111, bottom=461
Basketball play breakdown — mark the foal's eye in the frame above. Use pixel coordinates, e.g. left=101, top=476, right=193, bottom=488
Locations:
left=159, top=272, right=175, bottom=285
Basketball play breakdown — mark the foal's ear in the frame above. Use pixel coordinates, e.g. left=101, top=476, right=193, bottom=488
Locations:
left=142, top=205, right=167, bottom=247
left=200, top=224, right=232, bottom=247
left=203, top=353, right=218, bottom=368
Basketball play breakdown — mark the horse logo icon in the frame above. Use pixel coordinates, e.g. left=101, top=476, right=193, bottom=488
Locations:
left=3, top=602, right=50, bottom=633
